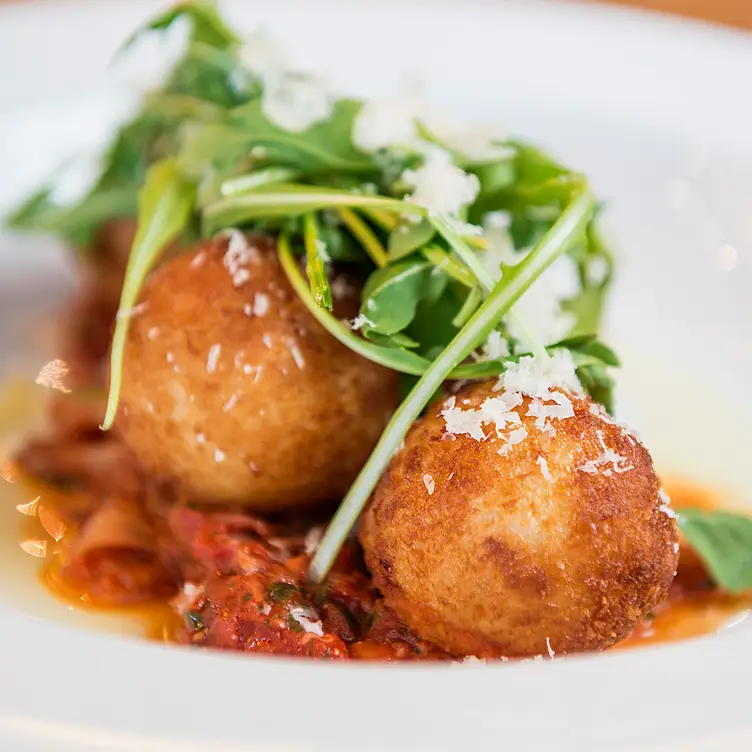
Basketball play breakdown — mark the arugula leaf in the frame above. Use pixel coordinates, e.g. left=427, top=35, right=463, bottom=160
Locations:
left=303, top=213, right=332, bottom=310
left=121, top=0, right=240, bottom=53
left=102, top=159, right=196, bottom=430
left=227, top=98, right=371, bottom=172
left=359, top=258, right=431, bottom=336
left=679, top=509, right=752, bottom=594
left=388, top=218, right=436, bottom=260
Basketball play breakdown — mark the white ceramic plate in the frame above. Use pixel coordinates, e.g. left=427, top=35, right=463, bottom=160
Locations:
left=1, top=1, right=752, bottom=750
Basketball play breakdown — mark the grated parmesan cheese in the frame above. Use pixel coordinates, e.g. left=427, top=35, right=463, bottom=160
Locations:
left=223, top=393, right=239, bottom=412
left=262, top=73, right=334, bottom=133
left=352, top=95, right=423, bottom=152
left=304, top=526, right=323, bottom=556
left=147, top=326, right=160, bottom=340
left=172, top=582, right=201, bottom=616
left=476, top=330, right=510, bottom=362
left=288, top=606, right=324, bottom=636
left=253, top=293, right=270, bottom=316
left=239, top=31, right=289, bottom=81
left=262, top=334, right=273, bottom=349
left=577, top=431, right=633, bottom=476
left=546, top=637, right=556, bottom=659
left=350, top=313, right=374, bottom=331
left=402, top=146, right=480, bottom=219
left=500, top=350, right=582, bottom=400
left=497, top=426, right=528, bottom=455
left=214, top=448, right=226, bottom=463
left=243, top=304, right=253, bottom=317
left=537, top=455, right=552, bottom=482
left=223, top=231, right=257, bottom=287
left=206, top=344, right=221, bottom=374
left=190, top=250, right=207, bottom=269
left=286, top=339, right=305, bottom=370
left=658, top=489, right=678, bottom=520
left=196, top=432, right=206, bottom=445
left=423, top=474, right=435, bottom=495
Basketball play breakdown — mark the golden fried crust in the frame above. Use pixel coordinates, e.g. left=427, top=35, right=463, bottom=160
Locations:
left=360, top=380, right=679, bottom=658
left=116, top=235, right=399, bottom=509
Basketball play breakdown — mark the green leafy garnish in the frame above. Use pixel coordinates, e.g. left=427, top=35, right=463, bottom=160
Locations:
left=102, top=159, right=196, bottom=429
left=267, top=582, right=298, bottom=603
left=185, top=609, right=206, bottom=632
left=679, top=509, right=752, bottom=594
left=309, top=181, right=595, bottom=582
left=7, top=2, right=622, bottom=584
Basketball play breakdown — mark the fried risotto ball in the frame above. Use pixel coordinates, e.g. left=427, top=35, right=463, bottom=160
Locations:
left=360, top=375, right=680, bottom=658
left=116, top=232, right=400, bottom=509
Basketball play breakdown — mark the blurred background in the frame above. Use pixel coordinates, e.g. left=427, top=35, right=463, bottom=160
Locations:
left=0, top=0, right=750, bottom=28
left=605, top=0, right=750, bottom=27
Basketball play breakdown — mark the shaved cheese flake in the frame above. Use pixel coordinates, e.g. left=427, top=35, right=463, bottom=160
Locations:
left=288, top=606, right=324, bottom=636
left=441, top=397, right=486, bottom=442
left=214, top=448, right=226, bottom=463
left=546, top=637, right=556, bottom=659
left=190, top=250, right=207, bottom=269
left=577, top=430, right=633, bottom=476
left=352, top=95, right=423, bottom=152
left=350, top=313, right=374, bottom=331
left=402, top=146, right=480, bottom=218
left=262, top=74, right=333, bottom=133
left=500, top=350, right=582, bottom=399
left=287, top=339, right=305, bottom=370
left=658, top=489, right=678, bottom=520
left=262, top=334, right=273, bottom=349
left=304, top=526, right=323, bottom=556
left=537, top=456, right=552, bottom=482
left=223, top=231, right=257, bottom=287
left=206, top=344, right=221, bottom=374
left=223, top=393, right=239, bottom=412
left=239, top=31, right=289, bottom=80
left=498, top=426, right=528, bottom=455
left=423, top=474, right=435, bottom=495
left=147, top=326, right=160, bottom=340
left=476, top=330, right=510, bottom=362
left=253, top=293, right=270, bottom=316
left=243, top=304, right=253, bottom=317
left=172, top=582, right=201, bottom=616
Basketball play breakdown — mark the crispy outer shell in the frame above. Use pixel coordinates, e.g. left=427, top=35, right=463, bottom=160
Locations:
left=360, top=381, right=679, bottom=658
left=116, top=235, right=400, bottom=509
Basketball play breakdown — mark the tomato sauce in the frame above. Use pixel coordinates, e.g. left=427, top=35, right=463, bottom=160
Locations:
left=7, top=461, right=747, bottom=662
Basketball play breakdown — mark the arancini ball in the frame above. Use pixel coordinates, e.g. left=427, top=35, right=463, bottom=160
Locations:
left=360, top=356, right=679, bottom=658
left=116, top=232, right=400, bottom=509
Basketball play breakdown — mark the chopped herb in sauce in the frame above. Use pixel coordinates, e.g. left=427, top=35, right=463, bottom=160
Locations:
left=268, top=582, right=298, bottom=602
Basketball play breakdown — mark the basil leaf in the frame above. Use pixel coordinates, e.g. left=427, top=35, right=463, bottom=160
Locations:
left=387, top=218, right=436, bottom=260
left=102, top=159, right=196, bottom=429
left=679, top=509, right=752, bottom=594
left=359, top=258, right=431, bottom=336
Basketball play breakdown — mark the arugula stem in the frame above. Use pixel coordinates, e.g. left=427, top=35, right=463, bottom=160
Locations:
left=220, top=167, right=301, bottom=196
left=365, top=209, right=398, bottom=232
left=337, top=207, right=388, bottom=268
left=431, top=215, right=549, bottom=361
left=308, top=183, right=594, bottom=582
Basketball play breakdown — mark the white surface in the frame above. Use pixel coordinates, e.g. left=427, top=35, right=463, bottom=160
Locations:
left=1, top=1, right=752, bottom=750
